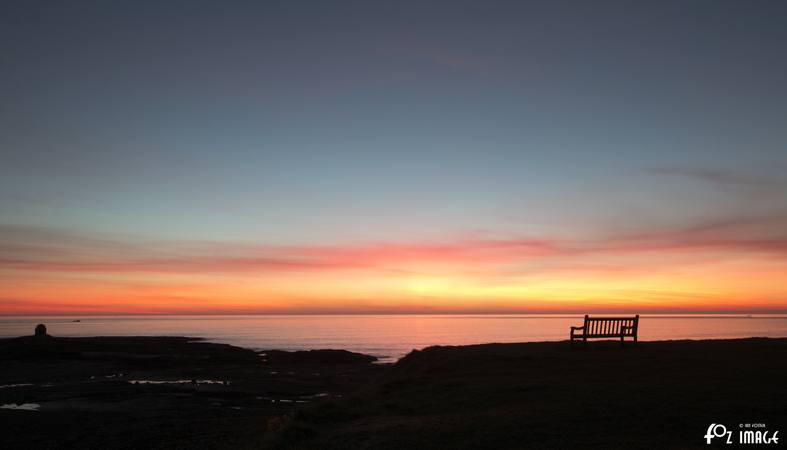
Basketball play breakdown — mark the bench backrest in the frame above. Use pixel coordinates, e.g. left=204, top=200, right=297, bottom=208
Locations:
left=583, top=315, right=639, bottom=336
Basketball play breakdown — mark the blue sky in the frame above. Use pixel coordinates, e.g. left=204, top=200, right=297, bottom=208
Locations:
left=2, top=1, right=785, bottom=241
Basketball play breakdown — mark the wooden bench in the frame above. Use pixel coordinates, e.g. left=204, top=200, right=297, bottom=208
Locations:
left=570, top=315, right=639, bottom=347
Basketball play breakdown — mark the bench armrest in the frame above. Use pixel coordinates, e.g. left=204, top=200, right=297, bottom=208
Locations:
left=570, top=326, right=585, bottom=330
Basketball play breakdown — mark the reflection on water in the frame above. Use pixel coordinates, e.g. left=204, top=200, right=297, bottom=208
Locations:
left=127, top=379, right=229, bottom=385
left=1, top=403, right=40, bottom=411
left=0, top=383, right=34, bottom=389
left=2, top=314, right=787, bottom=362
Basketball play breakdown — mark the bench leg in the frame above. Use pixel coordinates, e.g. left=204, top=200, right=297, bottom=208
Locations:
left=620, top=335, right=625, bottom=347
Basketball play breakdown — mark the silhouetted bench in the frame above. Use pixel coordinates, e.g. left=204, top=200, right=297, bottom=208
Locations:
left=570, top=315, right=638, bottom=347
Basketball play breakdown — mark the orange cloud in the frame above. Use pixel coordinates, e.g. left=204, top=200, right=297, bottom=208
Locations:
left=1, top=215, right=786, bottom=314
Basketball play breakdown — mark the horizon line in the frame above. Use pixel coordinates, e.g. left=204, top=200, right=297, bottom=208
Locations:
left=3, top=311, right=787, bottom=317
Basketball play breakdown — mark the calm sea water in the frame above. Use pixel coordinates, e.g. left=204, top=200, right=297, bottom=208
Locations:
left=2, top=314, right=787, bottom=362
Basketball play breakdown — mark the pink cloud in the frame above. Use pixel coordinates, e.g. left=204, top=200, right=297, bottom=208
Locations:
left=1, top=214, right=786, bottom=277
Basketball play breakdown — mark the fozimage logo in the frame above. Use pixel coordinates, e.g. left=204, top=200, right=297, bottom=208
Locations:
left=705, top=424, right=733, bottom=444
left=705, top=423, right=780, bottom=445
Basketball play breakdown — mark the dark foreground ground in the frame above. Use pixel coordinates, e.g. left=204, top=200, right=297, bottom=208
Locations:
left=2, top=336, right=785, bottom=449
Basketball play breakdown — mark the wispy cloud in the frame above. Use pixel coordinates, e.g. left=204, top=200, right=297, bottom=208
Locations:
left=3, top=217, right=787, bottom=314
left=0, top=226, right=558, bottom=275
left=588, top=214, right=787, bottom=254
left=2, top=214, right=786, bottom=277
left=646, top=167, right=787, bottom=189
left=385, top=37, right=491, bottom=75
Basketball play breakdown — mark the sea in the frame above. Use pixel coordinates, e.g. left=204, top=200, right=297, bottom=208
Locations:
left=2, top=314, right=787, bottom=362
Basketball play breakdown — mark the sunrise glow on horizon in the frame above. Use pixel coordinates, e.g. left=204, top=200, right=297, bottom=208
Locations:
left=3, top=215, right=786, bottom=314
left=2, top=1, right=786, bottom=315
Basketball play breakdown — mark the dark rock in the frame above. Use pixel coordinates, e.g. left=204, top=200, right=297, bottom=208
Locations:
left=262, top=349, right=377, bottom=365
left=34, top=324, right=47, bottom=337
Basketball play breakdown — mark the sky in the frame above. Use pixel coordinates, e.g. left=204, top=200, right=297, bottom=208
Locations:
left=1, top=0, right=786, bottom=314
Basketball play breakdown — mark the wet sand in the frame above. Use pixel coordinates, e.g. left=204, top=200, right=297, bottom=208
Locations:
left=2, top=336, right=785, bottom=448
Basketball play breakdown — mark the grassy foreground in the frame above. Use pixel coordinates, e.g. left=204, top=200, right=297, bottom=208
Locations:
left=271, top=338, right=787, bottom=449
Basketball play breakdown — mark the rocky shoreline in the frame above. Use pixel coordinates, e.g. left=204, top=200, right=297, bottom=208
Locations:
left=2, top=335, right=786, bottom=449
left=0, top=335, right=385, bottom=449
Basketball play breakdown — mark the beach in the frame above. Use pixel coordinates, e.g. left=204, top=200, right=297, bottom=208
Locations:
left=2, top=335, right=785, bottom=448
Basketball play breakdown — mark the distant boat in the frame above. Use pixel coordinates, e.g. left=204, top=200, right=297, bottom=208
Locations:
left=72, top=319, right=81, bottom=322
